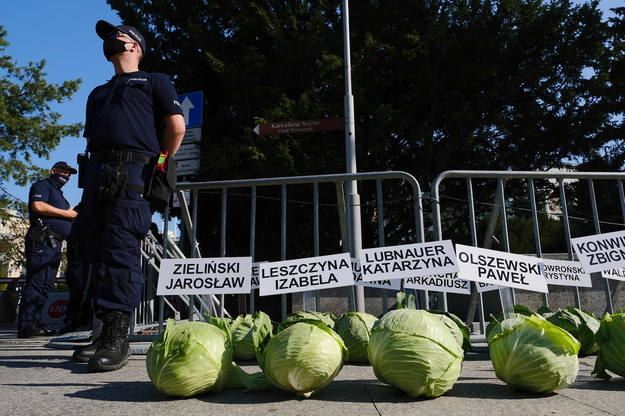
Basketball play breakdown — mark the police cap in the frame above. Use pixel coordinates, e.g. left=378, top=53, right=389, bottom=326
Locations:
left=96, top=20, right=146, bottom=54
left=52, top=161, right=77, bottom=174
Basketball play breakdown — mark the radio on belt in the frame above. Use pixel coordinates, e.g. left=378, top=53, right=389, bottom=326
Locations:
left=156, top=151, right=169, bottom=172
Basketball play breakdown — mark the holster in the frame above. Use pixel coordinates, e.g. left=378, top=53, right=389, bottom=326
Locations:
left=26, top=221, right=60, bottom=249
left=144, top=156, right=177, bottom=212
left=77, top=153, right=88, bottom=189
left=97, top=161, right=129, bottom=202
left=26, top=224, right=46, bottom=242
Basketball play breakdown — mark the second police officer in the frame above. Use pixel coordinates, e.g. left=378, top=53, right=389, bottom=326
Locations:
left=17, top=162, right=78, bottom=338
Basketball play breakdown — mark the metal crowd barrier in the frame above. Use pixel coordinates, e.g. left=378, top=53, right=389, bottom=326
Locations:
left=135, top=169, right=625, bottom=334
left=430, top=170, right=625, bottom=332
left=162, top=171, right=423, bottom=321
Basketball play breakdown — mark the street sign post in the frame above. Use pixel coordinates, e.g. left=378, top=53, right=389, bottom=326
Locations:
left=182, top=127, right=201, bottom=144
left=253, top=117, right=344, bottom=136
left=176, top=91, right=203, bottom=178
left=176, top=158, right=201, bottom=176
left=173, top=142, right=201, bottom=161
left=178, top=91, right=203, bottom=128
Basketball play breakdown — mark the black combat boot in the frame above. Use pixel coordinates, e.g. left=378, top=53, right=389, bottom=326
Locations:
left=72, top=340, right=98, bottom=362
left=87, top=311, right=131, bottom=372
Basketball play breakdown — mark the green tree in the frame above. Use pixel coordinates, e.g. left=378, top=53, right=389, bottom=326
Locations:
left=110, top=0, right=345, bottom=180
left=349, top=0, right=620, bottom=244
left=108, top=1, right=620, bottom=177
left=106, top=0, right=622, bottom=250
left=0, top=26, right=82, bottom=214
left=351, top=0, right=613, bottom=180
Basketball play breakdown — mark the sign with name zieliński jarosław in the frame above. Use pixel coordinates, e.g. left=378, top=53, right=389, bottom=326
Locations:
left=352, top=259, right=401, bottom=290
left=259, top=253, right=353, bottom=296
left=542, top=259, right=592, bottom=288
left=158, top=257, right=252, bottom=295
left=456, top=244, right=548, bottom=293
left=360, top=240, right=458, bottom=282
left=404, top=272, right=471, bottom=295
left=572, top=230, right=625, bottom=274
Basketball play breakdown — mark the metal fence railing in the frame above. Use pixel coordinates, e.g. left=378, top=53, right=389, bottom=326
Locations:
left=134, top=169, right=625, bottom=334
left=430, top=170, right=625, bottom=332
left=164, top=171, right=423, bottom=321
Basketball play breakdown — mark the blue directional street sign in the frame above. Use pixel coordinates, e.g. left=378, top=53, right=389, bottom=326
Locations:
left=178, top=91, right=203, bottom=128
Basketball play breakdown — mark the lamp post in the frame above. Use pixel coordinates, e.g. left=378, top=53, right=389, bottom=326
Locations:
left=342, top=0, right=365, bottom=312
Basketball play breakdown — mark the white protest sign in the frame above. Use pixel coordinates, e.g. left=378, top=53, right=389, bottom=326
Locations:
left=360, top=240, right=458, bottom=282
left=476, top=282, right=500, bottom=293
left=404, top=272, right=471, bottom=295
left=456, top=244, right=548, bottom=293
left=572, top=230, right=625, bottom=273
left=158, top=257, right=252, bottom=295
left=602, top=268, right=625, bottom=282
left=259, top=253, right=353, bottom=296
left=250, top=262, right=267, bottom=290
left=542, top=259, right=592, bottom=288
left=352, top=259, right=401, bottom=290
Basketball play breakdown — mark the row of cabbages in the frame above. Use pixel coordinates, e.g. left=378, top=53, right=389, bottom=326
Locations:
left=145, top=295, right=625, bottom=399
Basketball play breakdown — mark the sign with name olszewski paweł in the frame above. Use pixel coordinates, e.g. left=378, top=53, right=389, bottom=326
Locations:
left=456, top=244, right=548, bottom=293
left=158, top=257, right=252, bottom=295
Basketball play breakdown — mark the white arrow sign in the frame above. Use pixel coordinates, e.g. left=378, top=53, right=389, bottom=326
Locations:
left=180, top=96, right=195, bottom=126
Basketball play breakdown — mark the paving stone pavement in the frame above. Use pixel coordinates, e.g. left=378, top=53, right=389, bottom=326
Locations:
left=1, top=324, right=624, bottom=416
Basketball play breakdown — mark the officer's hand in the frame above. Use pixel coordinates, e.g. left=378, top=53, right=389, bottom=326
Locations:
left=66, top=209, right=78, bottom=220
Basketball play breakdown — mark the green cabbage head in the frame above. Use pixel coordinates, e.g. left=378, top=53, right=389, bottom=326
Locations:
left=367, top=309, right=464, bottom=398
left=146, top=319, right=234, bottom=397
left=488, top=314, right=580, bottom=393
left=545, top=307, right=600, bottom=356
left=592, top=312, right=625, bottom=380
left=257, top=320, right=347, bottom=398
left=231, top=311, right=273, bottom=360
left=335, top=312, right=378, bottom=363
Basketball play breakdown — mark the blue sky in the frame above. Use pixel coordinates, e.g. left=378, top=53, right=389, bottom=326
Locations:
left=2, top=1, right=121, bottom=207
left=1, top=0, right=623, bottom=208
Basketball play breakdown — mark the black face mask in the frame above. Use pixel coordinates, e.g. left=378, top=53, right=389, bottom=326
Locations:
left=103, top=38, right=130, bottom=60
left=49, top=174, right=69, bottom=188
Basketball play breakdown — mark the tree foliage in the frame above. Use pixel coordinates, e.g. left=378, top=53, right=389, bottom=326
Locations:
left=352, top=0, right=616, bottom=181
left=0, top=26, right=82, bottom=213
left=110, top=0, right=346, bottom=180
left=107, top=0, right=625, bottom=253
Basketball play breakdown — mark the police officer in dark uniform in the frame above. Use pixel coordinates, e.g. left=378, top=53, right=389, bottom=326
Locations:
left=17, top=161, right=78, bottom=338
left=72, top=20, right=185, bottom=372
